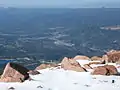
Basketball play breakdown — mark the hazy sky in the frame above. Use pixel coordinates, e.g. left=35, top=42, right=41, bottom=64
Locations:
left=0, top=0, right=120, bottom=8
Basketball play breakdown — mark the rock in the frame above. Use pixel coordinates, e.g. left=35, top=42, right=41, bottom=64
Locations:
left=106, top=50, right=120, bottom=63
left=105, top=65, right=118, bottom=75
left=0, top=63, right=29, bottom=82
left=61, top=57, right=86, bottom=72
left=83, top=64, right=92, bottom=69
left=8, top=87, right=15, bottom=90
left=61, top=57, right=69, bottom=64
left=69, top=66, right=86, bottom=72
left=91, top=56, right=103, bottom=61
left=92, top=65, right=118, bottom=75
left=61, top=57, right=79, bottom=66
left=0, top=76, right=21, bottom=82
left=61, top=57, right=80, bottom=67
left=116, top=60, right=120, bottom=64
left=35, top=63, right=58, bottom=70
left=28, top=70, right=40, bottom=75
left=92, top=66, right=108, bottom=75
left=73, top=55, right=90, bottom=60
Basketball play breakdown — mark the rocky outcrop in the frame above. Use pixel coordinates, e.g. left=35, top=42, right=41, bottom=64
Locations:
left=92, top=65, right=118, bottom=75
left=0, top=63, right=29, bottom=82
left=61, top=57, right=86, bottom=72
left=73, top=55, right=90, bottom=60
left=105, top=65, right=118, bottom=75
left=35, top=63, right=58, bottom=70
left=92, top=66, right=107, bottom=75
left=106, top=50, right=120, bottom=63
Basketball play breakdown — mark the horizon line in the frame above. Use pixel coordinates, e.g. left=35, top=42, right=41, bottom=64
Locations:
left=0, top=6, right=120, bottom=9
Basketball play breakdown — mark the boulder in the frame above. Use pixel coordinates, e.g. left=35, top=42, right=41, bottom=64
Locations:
left=35, top=63, right=58, bottom=70
left=91, top=56, right=103, bottom=61
left=0, top=76, right=21, bottom=82
left=73, top=55, right=90, bottom=60
left=105, top=65, right=118, bottom=75
left=61, top=57, right=86, bottom=72
left=0, top=63, right=29, bottom=82
left=61, top=57, right=79, bottom=66
left=106, top=50, right=120, bottom=63
left=92, top=65, right=118, bottom=75
left=67, top=66, right=86, bottom=72
left=92, top=66, right=107, bottom=75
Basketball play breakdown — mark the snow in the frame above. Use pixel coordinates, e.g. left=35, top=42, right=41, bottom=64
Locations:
left=76, top=60, right=90, bottom=67
left=76, top=59, right=102, bottom=68
left=90, top=64, right=106, bottom=68
left=0, top=67, right=120, bottom=90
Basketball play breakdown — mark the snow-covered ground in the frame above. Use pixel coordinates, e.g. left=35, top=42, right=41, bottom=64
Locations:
left=0, top=67, right=120, bottom=90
